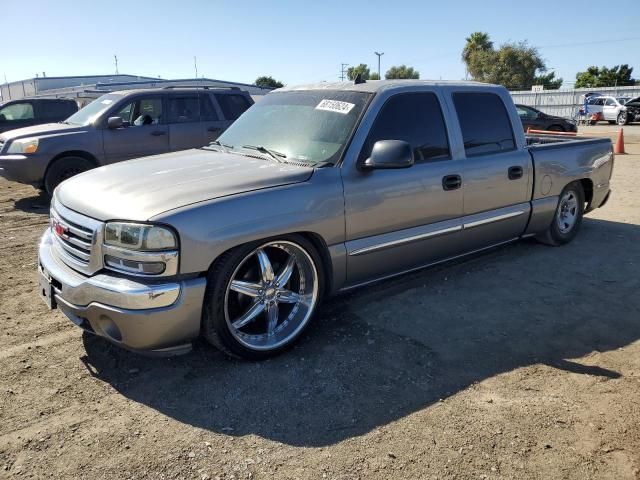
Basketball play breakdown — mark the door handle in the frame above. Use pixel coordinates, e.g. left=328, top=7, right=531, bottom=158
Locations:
left=207, top=127, right=222, bottom=133
left=150, top=130, right=166, bottom=136
left=442, top=174, right=462, bottom=191
left=508, top=166, right=523, bottom=180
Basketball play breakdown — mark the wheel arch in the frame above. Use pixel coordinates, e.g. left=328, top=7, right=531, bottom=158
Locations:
left=204, top=230, right=336, bottom=297
left=44, top=150, right=99, bottom=180
left=579, top=177, right=594, bottom=210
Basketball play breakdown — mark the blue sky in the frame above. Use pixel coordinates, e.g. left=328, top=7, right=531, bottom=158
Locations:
left=3, top=0, right=639, bottom=88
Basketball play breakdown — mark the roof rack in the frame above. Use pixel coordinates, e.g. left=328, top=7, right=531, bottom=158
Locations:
left=161, top=85, right=240, bottom=90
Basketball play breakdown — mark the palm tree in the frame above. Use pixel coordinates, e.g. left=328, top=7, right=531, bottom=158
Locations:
left=462, top=32, right=493, bottom=64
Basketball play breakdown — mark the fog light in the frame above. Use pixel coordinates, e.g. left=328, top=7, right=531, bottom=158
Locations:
left=104, top=255, right=165, bottom=275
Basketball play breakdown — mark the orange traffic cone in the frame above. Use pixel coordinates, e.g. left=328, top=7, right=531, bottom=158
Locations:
left=614, top=128, right=626, bottom=154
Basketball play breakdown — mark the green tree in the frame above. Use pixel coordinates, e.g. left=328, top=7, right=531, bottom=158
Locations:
left=369, top=72, right=381, bottom=80
left=533, top=71, right=563, bottom=90
left=574, top=65, right=635, bottom=88
left=463, top=34, right=550, bottom=90
left=462, top=31, right=493, bottom=64
left=254, top=76, right=284, bottom=89
left=347, top=64, right=371, bottom=81
left=385, top=65, right=420, bottom=79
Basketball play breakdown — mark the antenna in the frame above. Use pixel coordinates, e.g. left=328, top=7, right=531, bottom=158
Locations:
left=114, top=55, right=119, bottom=75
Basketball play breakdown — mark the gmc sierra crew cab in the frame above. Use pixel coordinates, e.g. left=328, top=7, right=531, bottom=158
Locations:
left=38, top=80, right=613, bottom=360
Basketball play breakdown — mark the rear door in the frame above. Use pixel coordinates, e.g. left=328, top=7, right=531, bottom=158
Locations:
left=602, top=97, right=618, bottom=121
left=452, top=91, right=532, bottom=249
left=102, top=95, right=169, bottom=163
left=200, top=93, right=227, bottom=144
left=167, top=94, right=204, bottom=151
left=0, top=101, right=36, bottom=132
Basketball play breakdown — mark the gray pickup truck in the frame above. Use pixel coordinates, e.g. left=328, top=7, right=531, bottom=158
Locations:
left=0, top=86, right=253, bottom=193
left=38, top=80, right=613, bottom=360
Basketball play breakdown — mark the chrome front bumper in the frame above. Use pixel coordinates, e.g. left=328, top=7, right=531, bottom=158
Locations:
left=38, top=229, right=207, bottom=354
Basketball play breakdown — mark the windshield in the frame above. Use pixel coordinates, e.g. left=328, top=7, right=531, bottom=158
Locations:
left=65, top=93, right=124, bottom=125
left=215, top=90, right=371, bottom=166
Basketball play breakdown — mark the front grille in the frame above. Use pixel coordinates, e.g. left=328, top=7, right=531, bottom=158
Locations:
left=50, top=201, right=103, bottom=275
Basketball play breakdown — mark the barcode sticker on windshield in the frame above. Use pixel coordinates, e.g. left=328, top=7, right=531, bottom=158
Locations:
left=316, top=99, right=355, bottom=115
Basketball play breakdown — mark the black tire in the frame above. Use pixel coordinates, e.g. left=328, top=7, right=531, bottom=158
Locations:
left=44, top=156, right=94, bottom=195
left=537, top=181, right=585, bottom=246
left=608, top=120, right=616, bottom=125
left=617, top=111, right=628, bottom=126
left=202, top=234, right=324, bottom=360
left=548, top=125, right=564, bottom=132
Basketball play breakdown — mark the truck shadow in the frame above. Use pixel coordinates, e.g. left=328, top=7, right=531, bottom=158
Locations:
left=81, top=217, right=640, bottom=447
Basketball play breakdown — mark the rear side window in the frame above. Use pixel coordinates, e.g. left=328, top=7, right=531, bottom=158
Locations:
left=200, top=94, right=219, bottom=121
left=40, top=101, right=77, bottom=121
left=168, top=96, right=200, bottom=123
left=361, top=92, right=450, bottom=163
left=215, top=94, right=251, bottom=120
left=452, top=92, right=516, bottom=156
left=0, top=102, right=34, bottom=120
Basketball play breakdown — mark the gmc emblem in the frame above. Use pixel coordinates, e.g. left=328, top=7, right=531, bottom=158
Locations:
left=52, top=220, right=68, bottom=238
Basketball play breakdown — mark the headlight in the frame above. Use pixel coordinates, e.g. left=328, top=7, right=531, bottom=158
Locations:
left=102, top=222, right=179, bottom=276
left=104, top=222, right=177, bottom=251
left=7, top=137, right=39, bottom=154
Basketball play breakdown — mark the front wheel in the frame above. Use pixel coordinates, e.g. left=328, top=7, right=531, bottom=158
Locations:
left=617, top=111, right=628, bottom=126
left=202, top=235, right=323, bottom=360
left=44, top=156, right=94, bottom=195
left=537, top=182, right=585, bottom=246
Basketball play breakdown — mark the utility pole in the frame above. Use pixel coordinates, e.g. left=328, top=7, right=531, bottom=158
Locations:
left=374, top=51, right=384, bottom=79
left=340, top=63, right=349, bottom=81
left=194, top=56, right=198, bottom=78
left=114, top=55, right=119, bottom=75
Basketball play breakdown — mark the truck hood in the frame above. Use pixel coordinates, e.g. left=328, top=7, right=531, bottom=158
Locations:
left=56, top=149, right=314, bottom=221
left=0, top=122, right=86, bottom=143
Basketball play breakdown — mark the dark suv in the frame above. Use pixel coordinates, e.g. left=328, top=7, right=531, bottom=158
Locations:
left=0, top=86, right=254, bottom=193
left=0, top=98, right=78, bottom=134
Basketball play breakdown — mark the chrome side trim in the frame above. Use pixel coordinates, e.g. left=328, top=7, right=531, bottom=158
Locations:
left=341, top=237, right=519, bottom=292
left=463, top=210, right=526, bottom=229
left=349, top=225, right=462, bottom=257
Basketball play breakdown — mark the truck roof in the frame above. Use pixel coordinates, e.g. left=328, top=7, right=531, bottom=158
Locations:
left=277, top=79, right=494, bottom=94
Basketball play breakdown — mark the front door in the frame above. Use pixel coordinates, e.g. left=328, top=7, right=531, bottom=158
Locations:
left=102, top=95, right=169, bottom=163
left=602, top=97, right=618, bottom=121
left=342, top=91, right=465, bottom=286
left=451, top=91, right=532, bottom=250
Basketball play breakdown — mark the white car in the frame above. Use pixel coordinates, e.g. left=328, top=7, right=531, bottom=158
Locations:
left=586, top=96, right=629, bottom=125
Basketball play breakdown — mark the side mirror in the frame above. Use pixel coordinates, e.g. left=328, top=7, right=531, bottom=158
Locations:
left=107, top=116, right=124, bottom=129
left=361, top=140, right=414, bottom=170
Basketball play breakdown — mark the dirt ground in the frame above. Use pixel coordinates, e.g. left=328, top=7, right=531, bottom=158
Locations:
left=1, top=130, right=639, bottom=479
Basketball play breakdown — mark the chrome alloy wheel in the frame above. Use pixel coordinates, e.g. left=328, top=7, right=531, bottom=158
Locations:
left=556, top=190, right=579, bottom=234
left=224, top=241, right=319, bottom=351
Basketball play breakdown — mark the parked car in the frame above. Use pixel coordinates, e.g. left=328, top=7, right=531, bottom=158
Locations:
left=585, top=95, right=629, bottom=125
left=0, top=98, right=78, bottom=134
left=622, top=96, right=640, bottom=123
left=38, top=80, right=614, bottom=360
left=515, top=104, right=577, bottom=132
left=0, top=86, right=253, bottom=193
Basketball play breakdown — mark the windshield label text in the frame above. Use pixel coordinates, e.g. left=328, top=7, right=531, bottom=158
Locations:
left=315, top=99, right=355, bottom=115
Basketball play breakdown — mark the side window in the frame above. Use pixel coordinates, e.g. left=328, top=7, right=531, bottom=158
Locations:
left=452, top=92, right=516, bottom=157
left=605, top=98, right=616, bottom=106
left=215, top=94, right=251, bottom=121
left=361, top=92, right=450, bottom=163
left=137, top=98, right=163, bottom=125
left=0, top=102, right=34, bottom=121
left=41, top=101, right=77, bottom=121
left=113, top=101, right=135, bottom=124
left=168, top=96, right=200, bottom=123
left=200, top=94, right=219, bottom=121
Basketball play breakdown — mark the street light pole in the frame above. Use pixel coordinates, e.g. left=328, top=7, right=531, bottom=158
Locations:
left=374, top=51, right=384, bottom=79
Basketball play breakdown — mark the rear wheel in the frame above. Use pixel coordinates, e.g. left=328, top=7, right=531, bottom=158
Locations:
left=537, top=182, right=585, bottom=246
left=202, top=235, right=323, bottom=360
left=44, top=156, right=94, bottom=195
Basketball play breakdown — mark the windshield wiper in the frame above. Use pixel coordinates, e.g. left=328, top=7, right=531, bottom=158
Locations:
left=242, top=144, right=286, bottom=163
left=207, top=140, right=234, bottom=153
